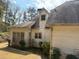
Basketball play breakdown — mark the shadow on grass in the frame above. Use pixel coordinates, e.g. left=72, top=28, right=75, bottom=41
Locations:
left=0, top=46, right=32, bottom=55
left=0, top=46, right=47, bottom=59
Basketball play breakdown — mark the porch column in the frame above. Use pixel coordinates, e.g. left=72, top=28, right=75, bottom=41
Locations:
left=29, top=28, right=32, bottom=47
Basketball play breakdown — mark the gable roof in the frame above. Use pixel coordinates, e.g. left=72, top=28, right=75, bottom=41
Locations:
left=47, top=0, right=79, bottom=26
left=11, top=1, right=79, bottom=29
left=10, top=8, right=49, bottom=28
left=31, top=16, right=39, bottom=28
left=11, top=21, right=35, bottom=28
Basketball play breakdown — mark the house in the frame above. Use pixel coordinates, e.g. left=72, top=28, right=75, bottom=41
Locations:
left=9, top=8, right=51, bottom=48
left=10, top=0, right=79, bottom=55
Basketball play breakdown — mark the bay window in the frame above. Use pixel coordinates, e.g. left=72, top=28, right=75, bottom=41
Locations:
left=12, top=32, right=24, bottom=42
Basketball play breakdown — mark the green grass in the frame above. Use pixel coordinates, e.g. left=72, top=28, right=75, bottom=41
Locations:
left=0, top=32, right=8, bottom=36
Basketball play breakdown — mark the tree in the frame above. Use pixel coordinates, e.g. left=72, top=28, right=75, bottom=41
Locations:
left=0, top=0, right=6, bottom=18
left=5, top=6, right=20, bottom=25
left=0, top=0, right=7, bottom=32
left=27, top=7, right=37, bottom=21
left=22, top=7, right=37, bottom=22
left=22, top=11, right=27, bottom=22
left=12, top=7, right=20, bottom=25
left=0, top=0, right=22, bottom=32
left=0, top=0, right=20, bottom=32
left=16, top=12, right=22, bottom=24
left=5, top=0, right=10, bottom=24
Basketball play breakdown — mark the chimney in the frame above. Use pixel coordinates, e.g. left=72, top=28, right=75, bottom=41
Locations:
left=37, top=8, right=48, bottom=14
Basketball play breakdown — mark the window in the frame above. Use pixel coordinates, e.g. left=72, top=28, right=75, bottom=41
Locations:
left=13, top=32, right=16, bottom=42
left=35, top=33, right=38, bottom=38
left=39, top=33, right=42, bottom=39
left=12, top=32, right=24, bottom=42
left=21, top=32, right=24, bottom=40
left=35, top=33, right=42, bottom=39
left=41, top=15, right=46, bottom=20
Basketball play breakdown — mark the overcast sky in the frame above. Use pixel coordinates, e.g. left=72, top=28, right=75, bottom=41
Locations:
left=11, top=0, right=71, bottom=11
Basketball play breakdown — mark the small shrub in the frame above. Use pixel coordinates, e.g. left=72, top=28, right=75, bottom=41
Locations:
left=51, top=47, right=61, bottom=59
left=39, top=42, right=43, bottom=47
left=40, top=42, right=50, bottom=55
left=0, top=34, right=2, bottom=36
left=66, top=54, right=78, bottom=59
left=19, top=39, right=26, bottom=50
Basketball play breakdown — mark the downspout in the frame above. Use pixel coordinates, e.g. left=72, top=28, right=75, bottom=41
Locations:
left=29, top=27, right=32, bottom=47
left=49, top=26, right=53, bottom=59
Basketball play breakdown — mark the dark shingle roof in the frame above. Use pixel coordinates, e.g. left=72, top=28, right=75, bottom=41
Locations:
left=11, top=21, right=35, bottom=28
left=47, top=0, right=79, bottom=25
left=32, top=16, right=39, bottom=28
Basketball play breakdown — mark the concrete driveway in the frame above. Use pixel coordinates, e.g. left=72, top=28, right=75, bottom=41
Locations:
left=0, top=42, right=42, bottom=59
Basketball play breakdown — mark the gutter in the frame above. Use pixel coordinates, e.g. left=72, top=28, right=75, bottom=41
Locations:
left=49, top=26, right=53, bottom=59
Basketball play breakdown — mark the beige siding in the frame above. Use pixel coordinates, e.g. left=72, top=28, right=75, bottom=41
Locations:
left=10, top=27, right=28, bottom=32
left=32, top=28, right=51, bottom=47
left=52, top=26, right=79, bottom=54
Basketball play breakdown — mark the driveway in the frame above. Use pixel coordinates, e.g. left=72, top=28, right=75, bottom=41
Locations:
left=0, top=42, right=42, bottom=59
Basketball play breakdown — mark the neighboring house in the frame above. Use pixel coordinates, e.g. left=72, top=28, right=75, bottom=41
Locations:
left=48, top=0, right=79, bottom=55
left=10, top=0, right=79, bottom=55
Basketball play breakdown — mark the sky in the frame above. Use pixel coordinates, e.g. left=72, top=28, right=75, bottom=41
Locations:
left=11, top=0, right=71, bottom=11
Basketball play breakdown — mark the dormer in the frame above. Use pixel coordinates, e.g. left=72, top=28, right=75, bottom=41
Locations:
left=38, top=8, right=49, bottom=20
left=37, top=8, right=49, bottom=28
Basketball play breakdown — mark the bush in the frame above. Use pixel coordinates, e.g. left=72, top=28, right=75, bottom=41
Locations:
left=19, top=39, right=26, bottom=50
left=39, top=42, right=43, bottom=47
left=0, top=34, right=2, bottom=36
left=66, top=54, right=78, bottom=59
left=40, top=42, right=50, bottom=55
left=51, top=47, right=61, bottom=59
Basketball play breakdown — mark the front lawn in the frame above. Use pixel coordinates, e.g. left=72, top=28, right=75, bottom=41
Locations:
left=0, top=32, right=9, bottom=36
